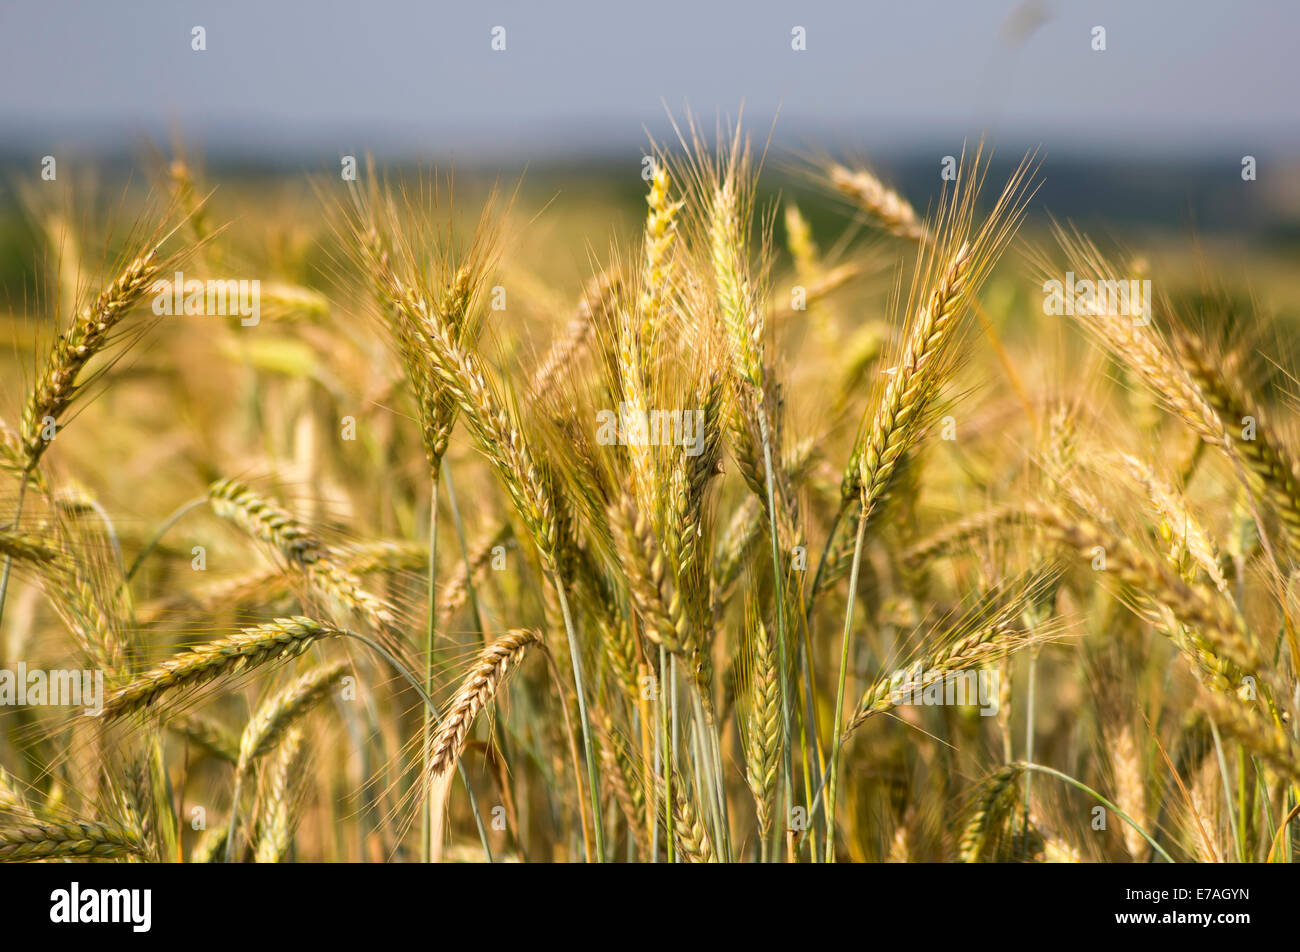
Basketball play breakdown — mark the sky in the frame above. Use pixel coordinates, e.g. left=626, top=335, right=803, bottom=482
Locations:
left=1, top=0, right=1298, bottom=160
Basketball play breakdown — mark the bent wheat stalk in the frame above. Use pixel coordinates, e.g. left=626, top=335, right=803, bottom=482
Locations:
left=208, top=479, right=405, bottom=662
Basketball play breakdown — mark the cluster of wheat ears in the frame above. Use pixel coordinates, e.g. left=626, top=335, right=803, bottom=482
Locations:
left=0, top=123, right=1297, bottom=863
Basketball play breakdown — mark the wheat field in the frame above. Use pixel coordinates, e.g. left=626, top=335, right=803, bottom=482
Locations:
left=0, top=124, right=1297, bottom=864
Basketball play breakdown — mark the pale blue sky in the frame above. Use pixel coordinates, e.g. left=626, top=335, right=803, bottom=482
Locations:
left=1, top=0, right=1297, bottom=158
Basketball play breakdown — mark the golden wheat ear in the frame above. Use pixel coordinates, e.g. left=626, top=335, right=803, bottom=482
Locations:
left=424, top=630, right=541, bottom=860
left=253, top=726, right=309, bottom=863
left=827, top=161, right=930, bottom=243
left=20, top=212, right=194, bottom=474
left=738, top=601, right=779, bottom=848
left=816, top=149, right=1038, bottom=602
left=98, top=617, right=348, bottom=721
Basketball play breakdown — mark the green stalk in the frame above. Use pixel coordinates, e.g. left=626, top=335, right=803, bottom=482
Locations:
left=1017, top=762, right=1175, bottom=863
left=220, top=625, right=491, bottom=862
left=76, top=495, right=126, bottom=579
left=756, top=407, right=795, bottom=862
left=223, top=773, right=245, bottom=862
left=795, top=600, right=825, bottom=860
left=824, top=509, right=867, bottom=862
left=670, top=654, right=681, bottom=861
left=1022, top=649, right=1037, bottom=860
left=552, top=574, right=605, bottom=862
left=463, top=772, right=493, bottom=863
left=659, top=645, right=673, bottom=862
left=420, top=476, right=440, bottom=863
left=148, top=736, right=179, bottom=861
left=442, top=463, right=510, bottom=859
left=1252, top=757, right=1275, bottom=849
left=1208, top=718, right=1243, bottom=862
left=1237, top=745, right=1250, bottom=859
left=1286, top=787, right=1294, bottom=862
left=123, top=496, right=208, bottom=583
left=805, top=504, right=846, bottom=624
left=441, top=462, right=486, bottom=640
left=342, top=629, right=491, bottom=862
left=692, top=687, right=730, bottom=861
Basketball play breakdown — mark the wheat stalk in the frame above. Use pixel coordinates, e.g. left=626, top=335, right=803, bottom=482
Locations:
left=854, top=243, right=971, bottom=518
left=608, top=494, right=705, bottom=688
left=20, top=248, right=167, bottom=469
left=530, top=271, right=622, bottom=402
left=208, top=478, right=398, bottom=635
left=99, top=616, right=346, bottom=720
left=1116, top=451, right=1229, bottom=593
